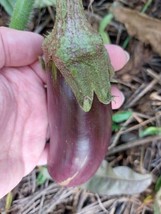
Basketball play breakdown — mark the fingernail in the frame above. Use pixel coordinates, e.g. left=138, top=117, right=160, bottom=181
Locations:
left=124, top=51, right=130, bottom=63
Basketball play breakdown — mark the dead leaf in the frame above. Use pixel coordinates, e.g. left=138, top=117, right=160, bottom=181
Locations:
left=111, top=4, right=161, bottom=56
left=82, top=161, right=152, bottom=196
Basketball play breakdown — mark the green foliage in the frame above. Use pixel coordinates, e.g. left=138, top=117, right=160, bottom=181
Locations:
left=99, top=13, right=113, bottom=44
left=9, top=0, right=35, bottom=30
left=141, top=0, right=153, bottom=13
left=5, top=192, right=13, bottom=211
left=0, top=0, right=16, bottom=15
left=35, top=0, right=56, bottom=8
left=0, top=0, right=56, bottom=16
left=154, top=187, right=161, bottom=214
left=139, top=127, right=161, bottom=138
left=36, top=166, right=52, bottom=185
left=112, top=110, right=132, bottom=123
left=112, top=123, right=120, bottom=132
left=155, top=176, right=161, bottom=193
left=122, top=36, right=131, bottom=49
left=152, top=176, right=161, bottom=213
left=82, top=160, right=152, bottom=195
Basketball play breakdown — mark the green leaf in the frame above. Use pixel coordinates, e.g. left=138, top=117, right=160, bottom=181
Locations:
left=9, top=0, right=35, bottom=30
left=112, top=111, right=132, bottom=123
left=36, top=166, right=52, bottom=185
left=5, top=192, right=13, bottom=211
left=139, top=127, right=161, bottom=138
left=34, top=0, right=56, bottom=8
left=155, top=176, right=161, bottom=193
left=154, top=188, right=161, bottom=214
left=82, top=160, right=152, bottom=195
left=0, top=0, right=16, bottom=15
left=112, top=122, right=120, bottom=132
left=0, top=0, right=56, bottom=16
left=99, top=13, right=113, bottom=44
left=141, top=0, right=153, bottom=13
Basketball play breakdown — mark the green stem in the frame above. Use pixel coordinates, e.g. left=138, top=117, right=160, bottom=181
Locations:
left=9, top=0, right=34, bottom=30
left=99, top=13, right=113, bottom=44
left=141, top=0, right=153, bottom=13
left=55, top=0, right=87, bottom=31
left=43, top=0, right=114, bottom=112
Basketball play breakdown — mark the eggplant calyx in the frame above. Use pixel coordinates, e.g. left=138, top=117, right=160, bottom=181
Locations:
left=43, top=0, right=114, bottom=112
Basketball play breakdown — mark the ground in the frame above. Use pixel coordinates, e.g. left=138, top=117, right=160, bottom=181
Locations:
left=0, top=0, right=161, bottom=213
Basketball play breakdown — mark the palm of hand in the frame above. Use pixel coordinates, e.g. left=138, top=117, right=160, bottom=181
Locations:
left=0, top=27, right=49, bottom=198
left=0, top=62, right=48, bottom=197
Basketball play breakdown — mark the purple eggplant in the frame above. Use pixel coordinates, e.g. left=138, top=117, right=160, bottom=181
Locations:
left=43, top=0, right=114, bottom=186
left=47, top=70, right=112, bottom=186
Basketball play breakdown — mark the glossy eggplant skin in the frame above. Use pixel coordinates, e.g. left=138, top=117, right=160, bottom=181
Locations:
left=47, top=71, right=112, bottom=187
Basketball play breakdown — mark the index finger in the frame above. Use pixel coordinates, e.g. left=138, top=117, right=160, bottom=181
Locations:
left=0, top=27, right=43, bottom=69
left=105, top=44, right=129, bottom=71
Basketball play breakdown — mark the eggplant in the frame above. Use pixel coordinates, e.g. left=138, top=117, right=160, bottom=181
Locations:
left=47, top=70, right=112, bottom=186
left=43, top=0, right=114, bottom=186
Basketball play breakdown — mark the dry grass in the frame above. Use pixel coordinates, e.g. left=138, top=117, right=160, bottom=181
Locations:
left=1, top=0, right=161, bottom=213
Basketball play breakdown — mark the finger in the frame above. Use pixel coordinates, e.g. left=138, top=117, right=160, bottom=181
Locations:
left=37, top=144, right=49, bottom=166
left=111, top=86, right=125, bottom=109
left=0, top=27, right=43, bottom=69
left=105, top=44, right=129, bottom=71
left=30, top=61, right=47, bottom=84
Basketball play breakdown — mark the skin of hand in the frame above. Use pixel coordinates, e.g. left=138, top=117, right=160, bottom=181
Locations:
left=0, top=27, right=128, bottom=199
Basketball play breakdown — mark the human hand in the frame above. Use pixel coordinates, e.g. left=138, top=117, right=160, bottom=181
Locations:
left=0, top=27, right=128, bottom=199
left=0, top=27, right=48, bottom=199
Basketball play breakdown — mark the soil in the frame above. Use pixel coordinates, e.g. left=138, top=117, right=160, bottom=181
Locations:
left=0, top=0, right=161, bottom=213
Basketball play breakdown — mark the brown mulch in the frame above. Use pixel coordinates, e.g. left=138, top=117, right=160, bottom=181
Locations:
left=0, top=0, right=161, bottom=213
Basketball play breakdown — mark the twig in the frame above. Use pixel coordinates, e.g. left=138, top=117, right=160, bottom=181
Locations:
left=47, top=6, right=55, bottom=22
left=119, top=112, right=161, bottom=135
left=133, top=112, right=150, bottom=119
left=110, top=112, right=161, bottom=149
left=116, top=79, right=137, bottom=90
left=147, top=69, right=161, bottom=85
left=108, top=136, right=161, bottom=155
left=76, top=190, right=89, bottom=212
left=126, top=79, right=158, bottom=108
left=125, top=84, right=145, bottom=108
left=34, top=17, right=51, bottom=34
left=21, top=183, right=58, bottom=211
left=38, top=194, right=45, bottom=214
left=46, top=188, right=76, bottom=213
left=96, top=194, right=108, bottom=213
left=109, top=115, right=134, bottom=149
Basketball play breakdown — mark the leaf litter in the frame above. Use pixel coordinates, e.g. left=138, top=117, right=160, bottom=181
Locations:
left=1, top=1, right=161, bottom=214
left=82, top=161, right=152, bottom=196
left=111, top=3, right=161, bottom=56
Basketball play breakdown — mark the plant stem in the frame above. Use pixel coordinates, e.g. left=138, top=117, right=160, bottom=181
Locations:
left=141, top=0, right=153, bottom=13
left=55, top=0, right=88, bottom=34
left=99, top=13, right=113, bottom=44
left=43, top=0, right=114, bottom=112
left=9, top=0, right=34, bottom=30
